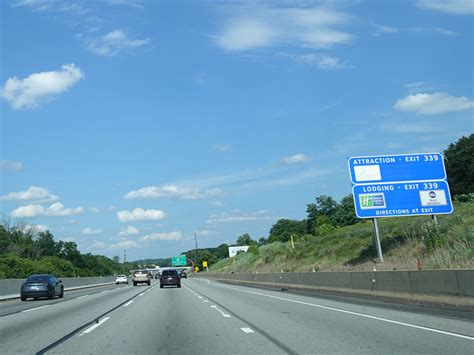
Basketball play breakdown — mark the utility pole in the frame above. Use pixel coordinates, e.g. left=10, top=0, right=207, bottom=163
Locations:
left=194, top=231, right=198, bottom=271
left=123, top=249, right=127, bottom=264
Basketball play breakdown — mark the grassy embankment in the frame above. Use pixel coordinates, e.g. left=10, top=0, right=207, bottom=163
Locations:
left=210, top=200, right=474, bottom=273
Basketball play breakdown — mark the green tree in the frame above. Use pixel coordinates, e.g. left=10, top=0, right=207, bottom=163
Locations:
left=35, top=231, right=59, bottom=258
left=444, top=134, right=474, bottom=196
left=332, top=194, right=357, bottom=227
left=306, top=195, right=337, bottom=233
left=268, top=219, right=306, bottom=243
left=236, top=233, right=256, bottom=246
left=214, top=243, right=229, bottom=259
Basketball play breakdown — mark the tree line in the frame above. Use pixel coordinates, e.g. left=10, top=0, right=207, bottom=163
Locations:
left=0, top=222, right=137, bottom=278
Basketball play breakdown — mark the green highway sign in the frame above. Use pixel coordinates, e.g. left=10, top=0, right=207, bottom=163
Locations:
left=171, top=255, right=187, bottom=266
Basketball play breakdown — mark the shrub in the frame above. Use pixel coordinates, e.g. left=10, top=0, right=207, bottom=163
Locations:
left=422, top=223, right=445, bottom=252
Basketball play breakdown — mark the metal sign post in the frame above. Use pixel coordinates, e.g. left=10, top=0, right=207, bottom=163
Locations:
left=373, top=218, right=383, bottom=262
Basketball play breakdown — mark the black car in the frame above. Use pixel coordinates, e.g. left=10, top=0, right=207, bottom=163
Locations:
left=160, top=269, right=181, bottom=288
left=21, top=274, right=64, bottom=301
left=179, top=271, right=187, bottom=279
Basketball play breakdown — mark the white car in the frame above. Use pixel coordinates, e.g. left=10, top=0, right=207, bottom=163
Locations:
left=115, top=275, right=128, bottom=284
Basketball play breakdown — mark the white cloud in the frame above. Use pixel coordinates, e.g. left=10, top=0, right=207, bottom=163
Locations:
left=105, top=0, right=143, bottom=7
left=0, top=186, right=59, bottom=203
left=0, top=160, right=23, bottom=171
left=381, top=123, right=440, bottom=134
left=12, top=0, right=90, bottom=15
left=281, top=53, right=349, bottom=70
left=216, top=18, right=276, bottom=51
left=87, top=29, right=149, bottom=56
left=212, top=144, right=233, bottom=152
left=434, top=27, right=460, bottom=36
left=89, top=207, right=100, bottom=213
left=109, top=240, right=139, bottom=250
left=210, top=201, right=224, bottom=208
left=124, top=185, right=222, bottom=200
left=82, top=227, right=104, bottom=235
left=403, top=81, right=440, bottom=94
left=194, top=229, right=215, bottom=237
left=394, top=92, right=474, bottom=115
left=141, top=231, right=182, bottom=242
left=417, top=0, right=474, bottom=15
left=23, top=224, right=50, bottom=233
left=90, top=240, right=108, bottom=250
left=119, top=225, right=140, bottom=236
left=373, top=23, right=399, bottom=36
left=207, top=210, right=273, bottom=224
left=117, top=208, right=166, bottom=222
left=10, top=202, right=84, bottom=218
left=281, top=154, right=310, bottom=165
left=215, top=6, right=352, bottom=51
left=0, top=64, right=84, bottom=109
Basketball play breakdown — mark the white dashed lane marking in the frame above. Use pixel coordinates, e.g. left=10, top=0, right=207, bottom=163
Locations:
left=79, top=317, right=110, bottom=336
left=21, top=305, right=51, bottom=313
left=211, top=305, right=231, bottom=318
left=123, top=300, right=134, bottom=307
left=241, top=328, right=255, bottom=334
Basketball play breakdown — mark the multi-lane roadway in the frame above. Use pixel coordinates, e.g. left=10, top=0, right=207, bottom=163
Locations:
left=1, top=278, right=472, bottom=354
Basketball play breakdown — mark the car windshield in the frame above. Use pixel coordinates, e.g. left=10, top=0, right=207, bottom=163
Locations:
left=26, top=276, right=49, bottom=283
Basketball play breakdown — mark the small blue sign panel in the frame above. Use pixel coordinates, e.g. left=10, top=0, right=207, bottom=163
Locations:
left=352, top=180, right=453, bottom=218
left=348, top=153, right=446, bottom=184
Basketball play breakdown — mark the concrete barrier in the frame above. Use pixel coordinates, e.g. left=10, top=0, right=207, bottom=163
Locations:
left=0, top=276, right=116, bottom=300
left=199, top=269, right=474, bottom=308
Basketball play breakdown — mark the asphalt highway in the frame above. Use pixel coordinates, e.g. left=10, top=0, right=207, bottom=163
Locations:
left=0, top=278, right=472, bottom=354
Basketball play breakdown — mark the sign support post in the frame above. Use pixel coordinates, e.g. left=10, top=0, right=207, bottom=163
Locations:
left=432, top=214, right=438, bottom=226
left=373, top=218, right=383, bottom=263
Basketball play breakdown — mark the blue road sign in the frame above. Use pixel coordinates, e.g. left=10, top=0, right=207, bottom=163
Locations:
left=348, top=153, right=446, bottom=184
left=352, top=180, right=453, bottom=218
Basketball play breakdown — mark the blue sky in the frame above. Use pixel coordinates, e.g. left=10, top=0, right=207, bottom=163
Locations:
left=1, top=0, right=473, bottom=262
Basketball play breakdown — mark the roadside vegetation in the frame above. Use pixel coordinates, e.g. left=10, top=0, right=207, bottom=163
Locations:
left=208, top=134, right=474, bottom=273
left=0, top=223, right=139, bottom=278
left=210, top=198, right=474, bottom=273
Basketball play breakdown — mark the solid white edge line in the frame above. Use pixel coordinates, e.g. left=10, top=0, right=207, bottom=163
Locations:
left=234, top=288, right=474, bottom=341
left=241, top=327, right=255, bottom=333
left=21, top=305, right=51, bottom=313
left=123, top=300, right=134, bottom=307
left=80, top=317, right=110, bottom=335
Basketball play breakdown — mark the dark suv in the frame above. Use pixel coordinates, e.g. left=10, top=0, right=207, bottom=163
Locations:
left=160, top=269, right=181, bottom=288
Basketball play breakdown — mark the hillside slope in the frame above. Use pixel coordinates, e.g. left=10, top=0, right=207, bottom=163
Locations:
left=210, top=200, right=474, bottom=273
